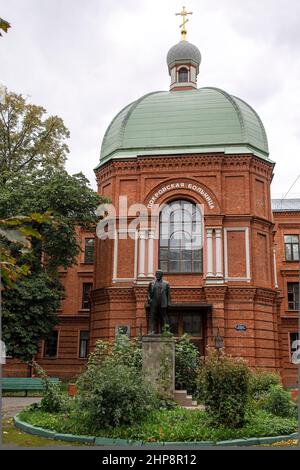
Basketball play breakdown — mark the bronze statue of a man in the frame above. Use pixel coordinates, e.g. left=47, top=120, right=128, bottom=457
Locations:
left=147, top=270, right=171, bottom=335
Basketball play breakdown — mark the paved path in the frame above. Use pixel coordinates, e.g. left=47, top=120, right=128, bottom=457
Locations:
left=2, top=397, right=42, bottom=419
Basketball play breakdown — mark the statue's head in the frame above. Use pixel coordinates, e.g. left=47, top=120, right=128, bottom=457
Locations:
left=155, top=270, right=163, bottom=281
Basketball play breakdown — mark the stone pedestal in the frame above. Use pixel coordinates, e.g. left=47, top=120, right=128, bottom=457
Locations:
left=142, top=335, right=175, bottom=396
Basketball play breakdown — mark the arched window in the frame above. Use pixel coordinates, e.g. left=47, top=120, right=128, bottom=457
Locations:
left=178, top=67, right=189, bottom=83
left=159, top=200, right=203, bottom=273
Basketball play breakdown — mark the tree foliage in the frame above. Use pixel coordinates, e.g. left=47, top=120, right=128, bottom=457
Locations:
left=0, top=168, right=101, bottom=271
left=2, top=272, right=62, bottom=362
left=0, top=91, right=69, bottom=183
left=1, top=168, right=101, bottom=360
left=0, top=90, right=103, bottom=363
left=0, top=18, right=10, bottom=37
left=0, top=212, right=51, bottom=288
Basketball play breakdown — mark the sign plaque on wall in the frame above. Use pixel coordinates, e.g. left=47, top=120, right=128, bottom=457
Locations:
left=235, top=324, right=247, bottom=332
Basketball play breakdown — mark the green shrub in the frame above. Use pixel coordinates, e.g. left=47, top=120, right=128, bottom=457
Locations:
left=112, top=334, right=142, bottom=369
left=76, top=357, right=157, bottom=429
left=263, top=385, right=298, bottom=419
left=196, top=349, right=250, bottom=428
left=84, top=333, right=199, bottom=402
left=87, top=335, right=142, bottom=368
left=249, top=369, right=281, bottom=398
left=31, top=361, right=69, bottom=413
left=77, top=335, right=142, bottom=392
left=175, top=335, right=199, bottom=394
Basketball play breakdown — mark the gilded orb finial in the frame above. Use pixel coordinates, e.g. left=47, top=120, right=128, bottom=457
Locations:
left=175, top=6, right=193, bottom=41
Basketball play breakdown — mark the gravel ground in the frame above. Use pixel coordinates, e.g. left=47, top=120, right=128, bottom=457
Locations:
left=1, top=397, right=42, bottom=419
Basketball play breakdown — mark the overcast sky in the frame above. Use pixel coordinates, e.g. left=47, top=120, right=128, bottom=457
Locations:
left=1, top=0, right=300, bottom=197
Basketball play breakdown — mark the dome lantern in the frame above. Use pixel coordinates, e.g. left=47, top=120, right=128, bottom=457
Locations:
left=167, top=7, right=201, bottom=91
left=167, top=41, right=201, bottom=91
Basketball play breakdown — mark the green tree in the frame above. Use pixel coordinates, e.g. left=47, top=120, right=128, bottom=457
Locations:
left=0, top=91, right=69, bottom=183
left=1, top=170, right=101, bottom=363
left=0, top=18, right=10, bottom=37
left=0, top=168, right=101, bottom=271
left=0, top=212, right=51, bottom=288
left=2, top=273, right=62, bottom=362
left=0, top=90, right=103, bottom=367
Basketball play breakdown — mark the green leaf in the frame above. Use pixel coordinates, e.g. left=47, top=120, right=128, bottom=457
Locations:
left=19, top=226, right=42, bottom=239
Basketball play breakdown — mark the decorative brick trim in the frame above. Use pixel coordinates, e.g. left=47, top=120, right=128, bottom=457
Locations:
left=250, top=157, right=274, bottom=178
left=226, top=287, right=256, bottom=302
left=107, top=288, right=134, bottom=302
left=204, top=286, right=227, bottom=302
left=133, top=286, right=148, bottom=302
left=255, top=288, right=278, bottom=305
left=95, top=154, right=274, bottom=182
left=171, top=288, right=205, bottom=303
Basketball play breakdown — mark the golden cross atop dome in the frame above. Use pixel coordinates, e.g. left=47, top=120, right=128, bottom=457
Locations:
left=175, top=6, right=193, bottom=41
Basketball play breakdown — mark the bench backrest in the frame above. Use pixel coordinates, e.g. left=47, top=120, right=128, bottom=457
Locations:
left=1, top=377, right=60, bottom=390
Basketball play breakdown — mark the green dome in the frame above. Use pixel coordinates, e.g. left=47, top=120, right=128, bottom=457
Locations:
left=97, top=87, right=269, bottom=167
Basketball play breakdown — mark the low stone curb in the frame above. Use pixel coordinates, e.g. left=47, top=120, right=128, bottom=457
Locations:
left=14, top=414, right=298, bottom=447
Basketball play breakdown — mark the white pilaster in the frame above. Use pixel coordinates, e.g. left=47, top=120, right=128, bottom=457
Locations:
left=134, top=229, right=138, bottom=280
left=273, top=245, right=279, bottom=288
left=245, top=227, right=251, bottom=280
left=138, top=230, right=147, bottom=278
left=206, top=228, right=214, bottom=277
left=147, top=229, right=155, bottom=277
left=215, top=228, right=223, bottom=277
left=113, top=229, right=118, bottom=280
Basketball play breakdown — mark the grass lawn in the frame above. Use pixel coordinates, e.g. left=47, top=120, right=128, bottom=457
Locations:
left=2, top=418, right=85, bottom=447
left=18, top=407, right=298, bottom=443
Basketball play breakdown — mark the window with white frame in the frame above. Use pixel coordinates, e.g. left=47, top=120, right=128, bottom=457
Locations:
left=284, top=235, right=299, bottom=261
left=287, top=282, right=299, bottom=311
left=159, top=200, right=203, bottom=273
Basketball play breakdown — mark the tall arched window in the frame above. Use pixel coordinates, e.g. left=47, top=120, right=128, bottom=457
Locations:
left=178, top=67, right=189, bottom=83
left=159, top=200, right=203, bottom=273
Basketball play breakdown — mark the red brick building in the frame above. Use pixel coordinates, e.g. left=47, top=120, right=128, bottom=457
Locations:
left=272, top=200, right=300, bottom=387
left=3, top=35, right=299, bottom=386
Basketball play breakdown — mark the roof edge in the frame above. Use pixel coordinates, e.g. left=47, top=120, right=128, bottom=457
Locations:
left=95, top=143, right=272, bottom=171
left=232, top=94, right=269, bottom=154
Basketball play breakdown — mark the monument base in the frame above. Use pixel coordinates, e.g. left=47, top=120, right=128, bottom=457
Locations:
left=142, top=335, right=175, bottom=397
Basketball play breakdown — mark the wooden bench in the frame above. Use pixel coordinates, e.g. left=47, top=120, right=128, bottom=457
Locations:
left=2, top=377, right=60, bottom=396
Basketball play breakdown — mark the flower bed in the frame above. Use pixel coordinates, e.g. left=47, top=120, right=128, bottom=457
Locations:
left=17, top=406, right=298, bottom=446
